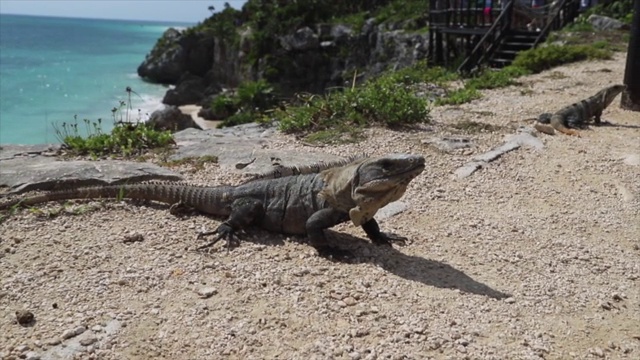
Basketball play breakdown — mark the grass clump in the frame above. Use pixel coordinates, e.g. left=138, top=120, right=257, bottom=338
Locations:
left=435, top=87, right=482, bottom=106
left=465, top=66, right=530, bottom=90
left=275, top=71, right=430, bottom=139
left=511, top=44, right=612, bottom=74
left=53, top=88, right=174, bottom=158
left=208, top=79, right=278, bottom=128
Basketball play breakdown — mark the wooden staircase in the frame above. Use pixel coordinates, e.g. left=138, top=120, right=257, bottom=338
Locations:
left=428, top=0, right=582, bottom=73
left=490, top=30, right=542, bottom=68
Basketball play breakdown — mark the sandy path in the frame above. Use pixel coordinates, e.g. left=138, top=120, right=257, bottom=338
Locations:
left=1, top=52, right=638, bottom=360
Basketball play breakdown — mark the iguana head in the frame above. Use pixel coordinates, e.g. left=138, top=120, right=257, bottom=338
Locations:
left=348, top=154, right=425, bottom=225
left=354, top=154, right=426, bottom=190
left=601, top=84, right=626, bottom=108
left=318, top=153, right=426, bottom=226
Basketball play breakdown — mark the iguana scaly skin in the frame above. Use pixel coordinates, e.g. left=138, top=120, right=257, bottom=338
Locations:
left=242, top=153, right=368, bottom=183
left=534, top=84, right=626, bottom=137
left=0, top=154, right=425, bottom=258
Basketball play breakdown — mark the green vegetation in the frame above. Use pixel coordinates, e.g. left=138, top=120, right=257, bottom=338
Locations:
left=582, top=0, right=634, bottom=24
left=273, top=68, right=431, bottom=142
left=208, top=79, right=278, bottom=127
left=450, top=120, right=502, bottom=133
left=53, top=88, right=174, bottom=158
left=511, top=44, right=612, bottom=74
left=435, top=87, right=482, bottom=106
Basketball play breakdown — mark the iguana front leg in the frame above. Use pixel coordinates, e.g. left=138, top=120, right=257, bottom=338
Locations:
left=197, top=198, right=264, bottom=251
left=306, top=208, right=352, bottom=259
left=362, top=218, right=407, bottom=246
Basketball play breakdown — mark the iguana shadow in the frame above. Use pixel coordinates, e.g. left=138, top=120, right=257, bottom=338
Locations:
left=327, top=231, right=509, bottom=300
left=593, top=121, right=640, bottom=129
left=185, top=214, right=509, bottom=299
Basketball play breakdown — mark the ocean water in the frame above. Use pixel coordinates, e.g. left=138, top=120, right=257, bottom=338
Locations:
left=0, top=14, right=194, bottom=145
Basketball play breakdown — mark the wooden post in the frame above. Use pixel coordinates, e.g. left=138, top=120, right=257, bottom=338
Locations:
left=621, top=0, right=640, bottom=111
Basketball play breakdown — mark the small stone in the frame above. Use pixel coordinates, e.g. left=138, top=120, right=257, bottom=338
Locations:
left=504, top=297, right=516, bottom=304
left=75, top=326, right=86, bottom=335
left=15, top=345, right=30, bottom=352
left=197, top=287, right=217, bottom=299
left=592, top=347, right=605, bottom=358
left=25, top=352, right=40, bottom=360
left=343, top=297, right=357, bottom=306
left=456, top=345, right=467, bottom=353
left=122, top=233, right=144, bottom=244
left=612, top=293, right=623, bottom=301
left=15, top=310, right=35, bottom=325
left=91, top=325, right=103, bottom=332
left=349, top=352, right=361, bottom=359
left=79, top=336, right=97, bottom=346
left=61, top=329, right=77, bottom=339
left=45, top=338, right=61, bottom=346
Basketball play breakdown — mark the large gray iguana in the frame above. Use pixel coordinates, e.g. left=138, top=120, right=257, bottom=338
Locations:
left=0, top=153, right=425, bottom=258
left=534, top=84, right=626, bottom=137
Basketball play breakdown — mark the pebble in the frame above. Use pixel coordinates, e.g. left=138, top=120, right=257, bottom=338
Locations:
left=61, top=328, right=80, bottom=340
left=197, top=287, right=217, bottom=299
left=80, top=336, right=97, bottom=346
left=15, top=310, right=35, bottom=325
left=25, top=352, right=40, bottom=360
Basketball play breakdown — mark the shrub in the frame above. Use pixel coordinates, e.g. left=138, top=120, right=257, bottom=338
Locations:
left=53, top=88, right=174, bottom=158
left=434, top=87, right=482, bottom=106
left=511, top=44, right=612, bottom=74
left=276, top=73, right=430, bottom=134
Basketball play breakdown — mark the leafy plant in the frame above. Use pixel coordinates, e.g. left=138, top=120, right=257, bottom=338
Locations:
left=52, top=88, right=174, bottom=158
left=276, top=71, right=430, bottom=136
left=511, top=44, right=612, bottom=74
left=435, top=87, right=482, bottom=106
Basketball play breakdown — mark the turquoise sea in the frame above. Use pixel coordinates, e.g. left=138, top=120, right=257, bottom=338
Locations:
left=0, top=14, right=194, bottom=145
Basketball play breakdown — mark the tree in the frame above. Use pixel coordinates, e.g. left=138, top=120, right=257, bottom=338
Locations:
left=621, top=0, right=640, bottom=111
left=208, top=5, right=215, bottom=14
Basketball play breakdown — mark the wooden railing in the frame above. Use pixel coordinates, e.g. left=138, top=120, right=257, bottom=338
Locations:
left=456, top=0, right=515, bottom=74
left=533, top=0, right=581, bottom=47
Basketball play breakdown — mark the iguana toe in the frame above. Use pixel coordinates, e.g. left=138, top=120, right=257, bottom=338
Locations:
left=315, top=246, right=354, bottom=261
left=371, top=232, right=408, bottom=246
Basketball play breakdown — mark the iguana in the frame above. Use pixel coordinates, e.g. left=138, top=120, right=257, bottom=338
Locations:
left=534, top=84, right=626, bottom=137
left=0, top=154, right=425, bottom=258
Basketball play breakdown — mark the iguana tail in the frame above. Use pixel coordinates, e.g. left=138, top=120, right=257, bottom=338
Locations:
left=534, top=113, right=579, bottom=137
left=0, top=182, right=231, bottom=215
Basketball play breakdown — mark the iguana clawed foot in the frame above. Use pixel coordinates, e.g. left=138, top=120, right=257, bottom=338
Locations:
left=315, top=245, right=355, bottom=261
left=196, top=222, right=240, bottom=252
left=370, top=232, right=408, bottom=247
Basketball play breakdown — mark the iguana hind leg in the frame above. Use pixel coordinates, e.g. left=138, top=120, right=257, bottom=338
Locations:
left=197, top=198, right=264, bottom=251
left=362, top=218, right=407, bottom=246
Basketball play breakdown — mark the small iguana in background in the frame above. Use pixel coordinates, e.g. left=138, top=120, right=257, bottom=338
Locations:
left=534, top=84, right=626, bottom=136
left=0, top=154, right=425, bottom=258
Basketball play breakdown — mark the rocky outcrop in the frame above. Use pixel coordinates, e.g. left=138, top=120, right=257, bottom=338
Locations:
left=138, top=19, right=429, bottom=105
left=147, top=106, right=200, bottom=131
left=137, top=28, right=216, bottom=84
left=162, top=73, right=208, bottom=106
left=587, top=14, right=629, bottom=31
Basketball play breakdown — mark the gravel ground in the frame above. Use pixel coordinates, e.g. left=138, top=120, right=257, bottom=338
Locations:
left=1, top=52, right=639, bottom=360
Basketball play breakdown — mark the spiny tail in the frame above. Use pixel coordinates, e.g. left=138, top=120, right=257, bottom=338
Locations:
left=243, top=153, right=368, bottom=183
left=0, top=181, right=229, bottom=215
